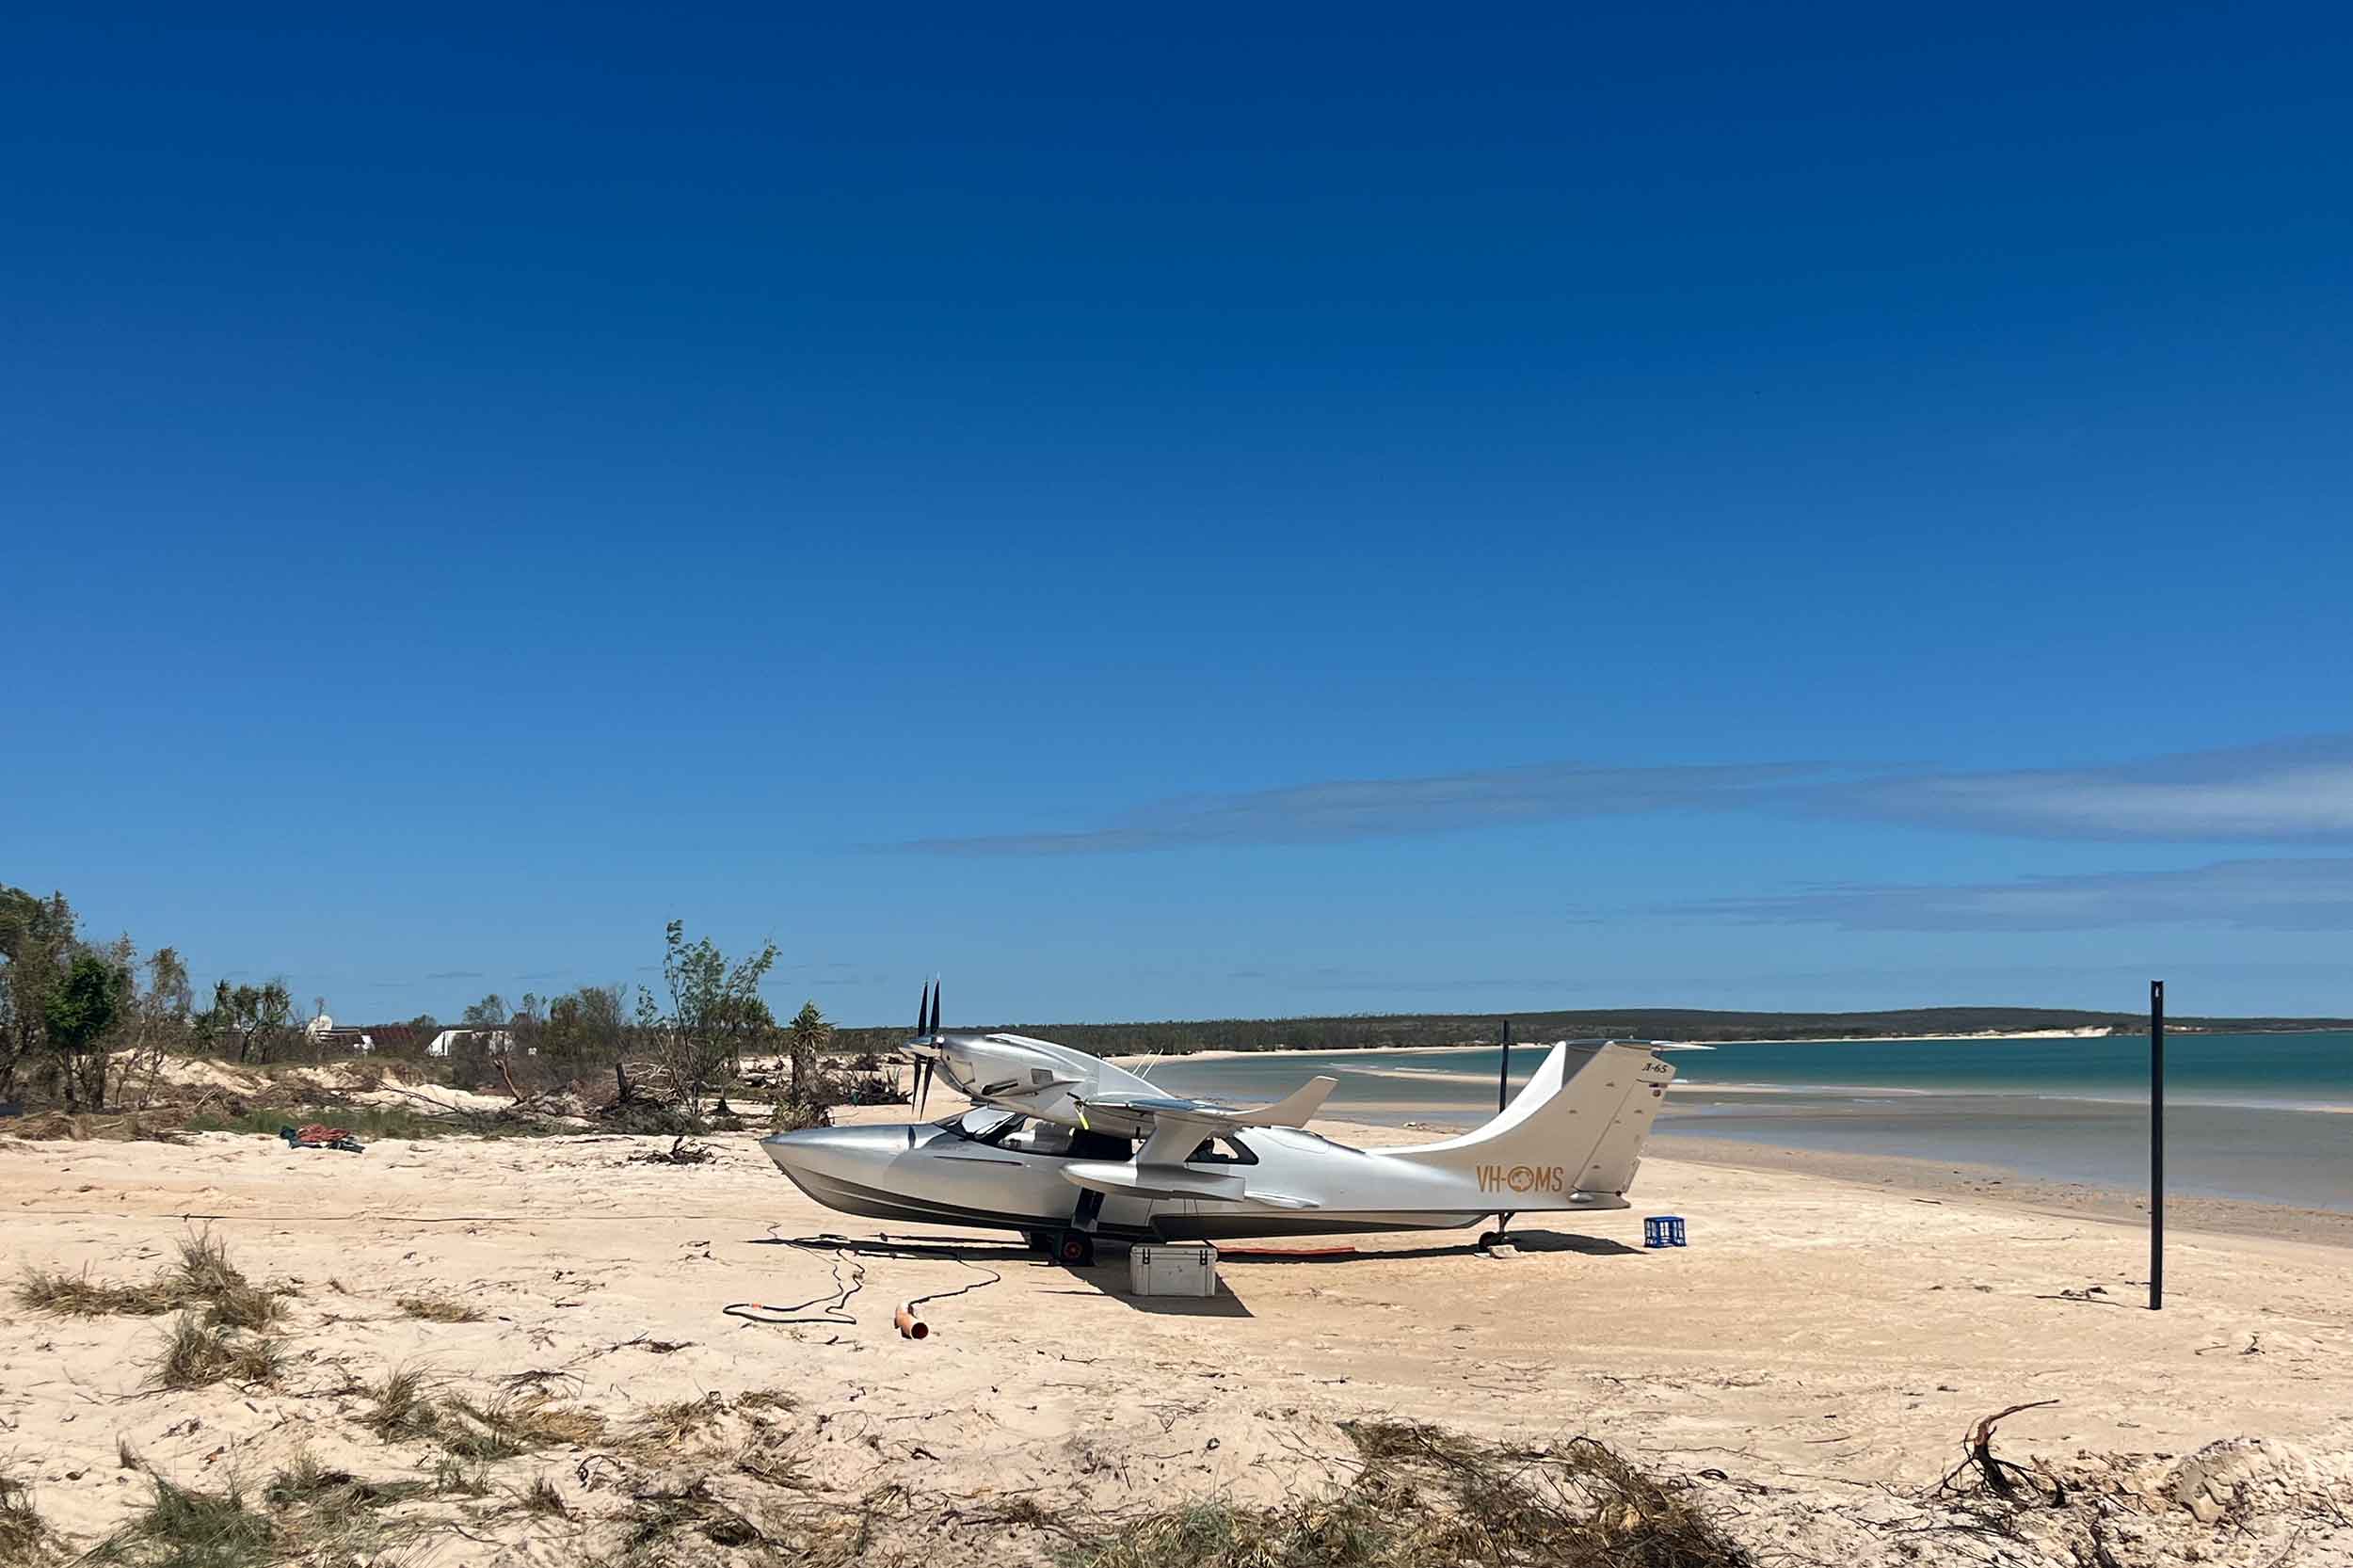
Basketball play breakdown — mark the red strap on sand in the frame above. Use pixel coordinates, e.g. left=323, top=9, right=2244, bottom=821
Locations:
left=1215, top=1245, right=1359, bottom=1258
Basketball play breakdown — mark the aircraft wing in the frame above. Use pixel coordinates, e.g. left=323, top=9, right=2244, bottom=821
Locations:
left=1073, top=1074, right=1338, bottom=1131
left=1051, top=1079, right=1339, bottom=1210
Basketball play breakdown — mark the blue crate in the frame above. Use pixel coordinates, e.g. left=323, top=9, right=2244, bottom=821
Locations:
left=1643, top=1215, right=1687, bottom=1248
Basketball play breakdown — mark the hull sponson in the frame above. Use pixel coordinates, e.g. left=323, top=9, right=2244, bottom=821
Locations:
left=777, top=1167, right=1160, bottom=1240
left=774, top=1168, right=1581, bottom=1242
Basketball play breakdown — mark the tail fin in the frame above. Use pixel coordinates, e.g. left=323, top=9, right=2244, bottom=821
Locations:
left=1389, top=1042, right=1675, bottom=1198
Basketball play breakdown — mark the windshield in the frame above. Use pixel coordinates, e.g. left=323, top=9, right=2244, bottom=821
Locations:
left=936, top=1108, right=1022, bottom=1143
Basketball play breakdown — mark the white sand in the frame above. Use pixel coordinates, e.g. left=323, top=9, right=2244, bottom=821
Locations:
left=4, top=1105, right=2349, bottom=1564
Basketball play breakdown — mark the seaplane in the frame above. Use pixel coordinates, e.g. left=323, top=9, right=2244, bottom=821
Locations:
left=760, top=983, right=1677, bottom=1266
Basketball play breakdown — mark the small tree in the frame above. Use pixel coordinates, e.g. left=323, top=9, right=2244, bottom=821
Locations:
left=200, top=980, right=293, bottom=1064
left=113, top=945, right=191, bottom=1109
left=712, top=991, right=776, bottom=1084
left=44, top=952, right=125, bottom=1111
left=0, top=885, right=77, bottom=1103
left=788, top=1000, right=832, bottom=1105
left=657, top=920, right=778, bottom=1115
left=461, top=993, right=510, bottom=1032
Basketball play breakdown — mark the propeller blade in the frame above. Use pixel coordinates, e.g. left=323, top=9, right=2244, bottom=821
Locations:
left=927, top=980, right=941, bottom=1039
left=916, top=980, right=929, bottom=1038
left=915, top=1059, right=932, bottom=1116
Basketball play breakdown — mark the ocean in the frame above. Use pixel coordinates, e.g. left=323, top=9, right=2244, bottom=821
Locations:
left=1137, top=1031, right=2353, bottom=1212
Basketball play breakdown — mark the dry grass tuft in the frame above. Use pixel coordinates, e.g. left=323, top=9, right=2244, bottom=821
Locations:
left=520, top=1474, right=570, bottom=1518
left=0, top=1476, right=54, bottom=1568
left=147, top=1314, right=281, bottom=1391
left=360, top=1367, right=604, bottom=1459
left=737, top=1388, right=797, bottom=1413
left=735, top=1443, right=808, bottom=1492
left=172, top=1233, right=283, bottom=1331
left=3, top=1111, right=189, bottom=1144
left=12, top=1266, right=174, bottom=1318
left=622, top=1477, right=765, bottom=1554
left=429, top=1458, right=489, bottom=1498
left=263, top=1450, right=428, bottom=1513
left=87, top=1478, right=276, bottom=1568
left=446, top=1390, right=607, bottom=1455
left=394, top=1293, right=484, bottom=1324
left=496, top=1392, right=608, bottom=1449
left=362, top=1365, right=440, bottom=1442
left=624, top=1392, right=727, bottom=1451
left=1061, top=1420, right=1755, bottom=1568
left=17, top=1232, right=285, bottom=1334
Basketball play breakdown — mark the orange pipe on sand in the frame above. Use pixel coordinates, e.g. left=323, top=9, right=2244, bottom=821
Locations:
left=894, top=1306, right=929, bottom=1339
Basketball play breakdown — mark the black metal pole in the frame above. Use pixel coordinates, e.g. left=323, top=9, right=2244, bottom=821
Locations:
left=1497, top=1019, right=1513, bottom=1113
left=2151, top=979, right=2165, bottom=1312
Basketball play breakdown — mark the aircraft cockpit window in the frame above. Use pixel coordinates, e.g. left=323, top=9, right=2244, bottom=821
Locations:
left=1184, top=1135, right=1257, bottom=1166
left=1002, top=1121, right=1074, bottom=1156
left=940, top=1108, right=1022, bottom=1143
left=936, top=1110, right=1134, bottom=1160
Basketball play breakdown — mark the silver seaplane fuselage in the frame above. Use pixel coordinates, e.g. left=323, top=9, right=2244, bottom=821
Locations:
left=766, top=1112, right=1507, bottom=1241
left=760, top=1023, right=1675, bottom=1254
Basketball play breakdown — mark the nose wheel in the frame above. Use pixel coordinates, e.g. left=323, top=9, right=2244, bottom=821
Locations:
left=1048, top=1189, right=1104, bottom=1268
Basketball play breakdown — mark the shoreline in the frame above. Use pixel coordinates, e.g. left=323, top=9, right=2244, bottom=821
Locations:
left=1289, top=1111, right=2353, bottom=1251
left=1644, top=1132, right=2353, bottom=1251
left=1110, top=1027, right=2135, bottom=1065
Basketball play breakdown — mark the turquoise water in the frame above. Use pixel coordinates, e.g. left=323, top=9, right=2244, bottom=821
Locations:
left=1141, top=1032, right=2353, bottom=1211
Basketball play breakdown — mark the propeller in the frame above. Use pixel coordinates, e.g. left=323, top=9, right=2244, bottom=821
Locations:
left=910, top=978, right=941, bottom=1116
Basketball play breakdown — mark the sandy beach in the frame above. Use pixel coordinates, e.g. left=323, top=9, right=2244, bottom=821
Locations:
left=5, top=1096, right=2351, bottom=1566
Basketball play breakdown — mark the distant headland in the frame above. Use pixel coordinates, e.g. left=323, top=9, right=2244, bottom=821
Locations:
left=830, top=1005, right=2353, bottom=1057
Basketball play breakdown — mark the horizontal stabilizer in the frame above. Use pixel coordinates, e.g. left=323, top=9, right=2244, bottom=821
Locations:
left=1233, top=1075, right=1338, bottom=1128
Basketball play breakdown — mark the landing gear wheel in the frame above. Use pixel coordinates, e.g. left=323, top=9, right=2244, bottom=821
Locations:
left=1476, top=1230, right=1504, bottom=1252
left=1054, top=1229, right=1096, bottom=1268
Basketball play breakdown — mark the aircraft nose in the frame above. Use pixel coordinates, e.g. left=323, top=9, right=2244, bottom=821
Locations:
left=759, top=1125, right=906, bottom=1181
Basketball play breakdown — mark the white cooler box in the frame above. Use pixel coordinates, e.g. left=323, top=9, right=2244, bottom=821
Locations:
left=1128, top=1242, right=1221, bottom=1298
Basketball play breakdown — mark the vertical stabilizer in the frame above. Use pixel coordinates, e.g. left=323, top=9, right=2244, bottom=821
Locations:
left=1389, top=1042, right=1675, bottom=1197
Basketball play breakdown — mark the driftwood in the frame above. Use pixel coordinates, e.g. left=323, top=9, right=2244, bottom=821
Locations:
left=627, top=1135, right=713, bottom=1166
left=1940, top=1400, right=2063, bottom=1503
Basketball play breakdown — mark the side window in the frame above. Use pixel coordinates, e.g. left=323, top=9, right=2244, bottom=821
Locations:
left=1184, top=1135, right=1257, bottom=1166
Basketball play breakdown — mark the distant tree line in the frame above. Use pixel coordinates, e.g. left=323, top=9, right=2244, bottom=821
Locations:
left=828, top=1002, right=2353, bottom=1057
left=0, top=883, right=870, bottom=1118
left=8, top=878, right=2345, bottom=1116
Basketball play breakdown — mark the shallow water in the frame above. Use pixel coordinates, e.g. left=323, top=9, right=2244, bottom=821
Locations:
left=1140, top=1032, right=2353, bottom=1212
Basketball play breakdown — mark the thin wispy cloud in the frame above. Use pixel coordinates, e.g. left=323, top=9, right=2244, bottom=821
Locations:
left=889, top=735, right=2353, bottom=856
left=424, top=968, right=487, bottom=981
left=894, top=761, right=1830, bottom=856
left=1810, top=735, right=2353, bottom=843
left=1671, top=856, right=2353, bottom=932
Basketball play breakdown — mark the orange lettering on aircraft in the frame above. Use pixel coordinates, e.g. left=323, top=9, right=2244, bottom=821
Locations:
left=1475, top=1164, right=1566, bottom=1194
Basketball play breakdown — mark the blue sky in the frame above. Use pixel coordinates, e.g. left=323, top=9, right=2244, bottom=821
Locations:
left=6, top=6, right=2351, bottom=1024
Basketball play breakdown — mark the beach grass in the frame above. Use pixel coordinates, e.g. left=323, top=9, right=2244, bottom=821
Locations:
left=0, top=1475, right=52, bottom=1568
left=1060, top=1420, right=1753, bottom=1568
left=394, top=1292, right=485, bottom=1323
